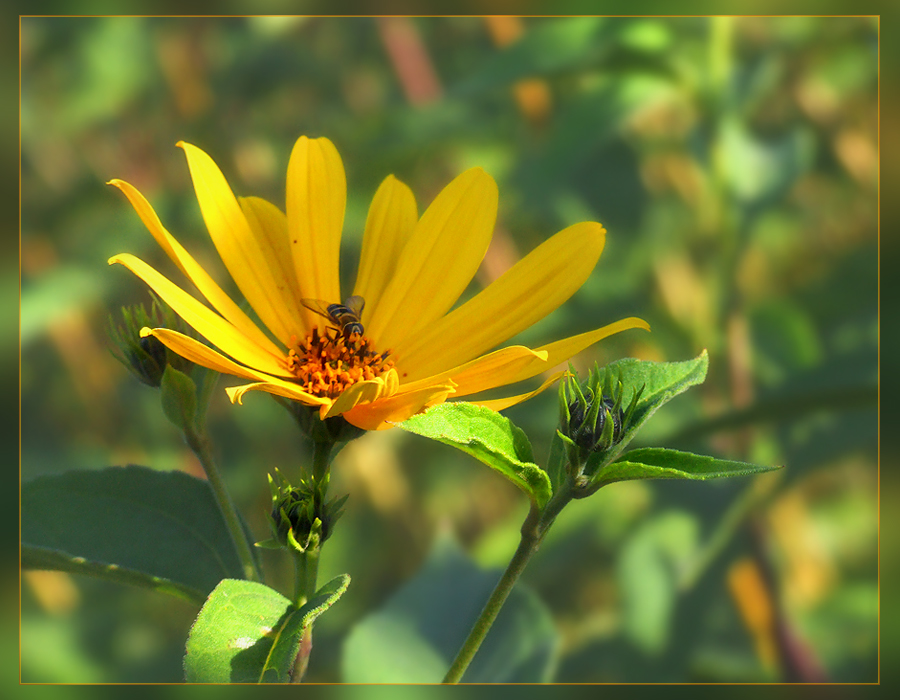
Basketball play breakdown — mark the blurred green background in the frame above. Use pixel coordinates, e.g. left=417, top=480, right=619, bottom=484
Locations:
left=20, top=16, right=877, bottom=683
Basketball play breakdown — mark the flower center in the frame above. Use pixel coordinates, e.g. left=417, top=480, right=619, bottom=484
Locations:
left=286, top=327, right=393, bottom=399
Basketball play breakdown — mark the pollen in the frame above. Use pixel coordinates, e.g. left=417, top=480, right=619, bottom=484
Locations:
left=286, top=327, right=394, bottom=399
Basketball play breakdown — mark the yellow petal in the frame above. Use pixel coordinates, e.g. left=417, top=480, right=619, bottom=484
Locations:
left=394, top=222, right=605, bottom=382
left=471, top=372, right=564, bottom=412
left=150, top=330, right=331, bottom=418
left=399, top=345, right=548, bottom=398
left=400, top=317, right=649, bottom=410
left=286, top=136, right=345, bottom=322
left=226, top=381, right=330, bottom=407
left=381, top=366, right=400, bottom=396
left=342, top=381, right=456, bottom=431
left=366, top=168, right=498, bottom=349
left=108, top=179, right=282, bottom=357
left=352, top=175, right=418, bottom=322
left=504, top=317, right=652, bottom=385
left=148, top=329, right=328, bottom=406
left=322, top=376, right=389, bottom=419
left=109, top=253, right=286, bottom=375
left=179, top=141, right=302, bottom=346
left=144, top=327, right=274, bottom=383
left=238, top=195, right=307, bottom=338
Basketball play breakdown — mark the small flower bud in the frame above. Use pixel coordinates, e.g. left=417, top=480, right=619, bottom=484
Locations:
left=558, top=365, right=644, bottom=480
left=265, top=469, right=348, bottom=553
left=108, top=294, right=193, bottom=388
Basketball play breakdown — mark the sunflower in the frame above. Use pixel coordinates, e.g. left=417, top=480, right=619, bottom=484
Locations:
left=109, top=136, right=648, bottom=430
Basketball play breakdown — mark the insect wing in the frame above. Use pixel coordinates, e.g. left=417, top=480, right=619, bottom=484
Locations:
left=343, top=295, right=365, bottom=319
left=300, top=298, right=337, bottom=322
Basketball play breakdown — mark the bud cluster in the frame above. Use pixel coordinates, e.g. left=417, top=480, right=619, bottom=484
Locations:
left=558, top=365, right=643, bottom=481
left=265, top=469, right=348, bottom=553
left=108, top=294, right=193, bottom=387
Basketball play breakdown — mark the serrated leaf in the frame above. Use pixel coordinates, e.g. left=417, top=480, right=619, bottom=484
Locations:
left=342, top=534, right=557, bottom=683
left=396, top=403, right=551, bottom=508
left=21, top=466, right=250, bottom=603
left=184, top=575, right=349, bottom=683
left=597, top=351, right=709, bottom=457
left=594, top=447, right=782, bottom=488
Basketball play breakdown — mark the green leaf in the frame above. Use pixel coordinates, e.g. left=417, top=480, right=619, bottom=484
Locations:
left=618, top=511, right=699, bottom=654
left=396, top=403, right=552, bottom=508
left=719, top=117, right=814, bottom=205
left=184, top=575, right=349, bottom=683
left=342, top=534, right=558, bottom=683
left=21, top=266, right=106, bottom=344
left=21, top=466, right=249, bottom=603
left=546, top=430, right=569, bottom=494
left=160, top=365, right=198, bottom=430
left=592, top=350, right=709, bottom=461
left=594, top=447, right=782, bottom=488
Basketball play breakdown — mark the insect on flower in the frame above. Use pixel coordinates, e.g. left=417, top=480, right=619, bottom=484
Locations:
left=301, top=295, right=366, bottom=338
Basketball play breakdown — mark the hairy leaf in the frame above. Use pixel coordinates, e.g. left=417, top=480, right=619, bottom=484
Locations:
left=397, top=403, right=552, bottom=507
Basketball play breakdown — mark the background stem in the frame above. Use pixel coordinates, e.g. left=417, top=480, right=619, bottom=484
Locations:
left=442, top=520, right=541, bottom=683
left=184, top=425, right=261, bottom=582
left=443, top=484, right=574, bottom=684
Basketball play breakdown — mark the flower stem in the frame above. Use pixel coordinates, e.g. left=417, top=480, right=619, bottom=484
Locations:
left=311, top=438, right=333, bottom=483
left=295, top=438, right=333, bottom=604
left=290, top=436, right=335, bottom=683
left=442, top=483, right=575, bottom=684
left=289, top=534, right=322, bottom=684
left=294, top=441, right=334, bottom=608
left=184, top=425, right=261, bottom=582
left=293, top=537, right=322, bottom=608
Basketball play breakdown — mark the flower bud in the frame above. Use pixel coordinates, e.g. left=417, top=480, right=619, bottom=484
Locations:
left=108, top=294, right=193, bottom=388
left=558, top=364, right=643, bottom=480
left=265, top=469, right=347, bottom=553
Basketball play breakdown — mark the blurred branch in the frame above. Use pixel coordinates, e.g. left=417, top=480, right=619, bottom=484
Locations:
left=666, top=383, right=877, bottom=448
left=678, top=471, right=780, bottom=592
left=748, top=517, right=829, bottom=682
left=377, top=17, right=442, bottom=106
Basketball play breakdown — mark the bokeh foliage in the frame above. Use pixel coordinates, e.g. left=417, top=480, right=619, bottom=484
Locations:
left=21, top=16, right=877, bottom=682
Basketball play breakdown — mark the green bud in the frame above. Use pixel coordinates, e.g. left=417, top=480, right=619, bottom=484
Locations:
left=108, top=294, right=193, bottom=388
left=264, top=469, right=348, bottom=553
left=559, top=365, right=643, bottom=480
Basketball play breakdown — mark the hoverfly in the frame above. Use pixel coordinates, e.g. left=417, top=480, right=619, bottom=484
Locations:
left=301, top=295, right=366, bottom=338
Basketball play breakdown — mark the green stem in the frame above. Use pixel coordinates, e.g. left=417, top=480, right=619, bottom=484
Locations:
left=290, top=436, right=335, bottom=683
left=293, top=540, right=322, bottom=608
left=184, top=425, right=261, bottom=582
left=311, top=439, right=333, bottom=484
left=294, top=439, right=333, bottom=605
left=443, top=483, right=575, bottom=684
left=289, top=534, right=323, bottom=684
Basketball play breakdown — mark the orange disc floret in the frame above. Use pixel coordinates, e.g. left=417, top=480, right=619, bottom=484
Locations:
left=286, top=327, right=393, bottom=399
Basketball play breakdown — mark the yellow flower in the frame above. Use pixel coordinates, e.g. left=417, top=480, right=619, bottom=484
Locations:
left=109, top=136, right=649, bottom=431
